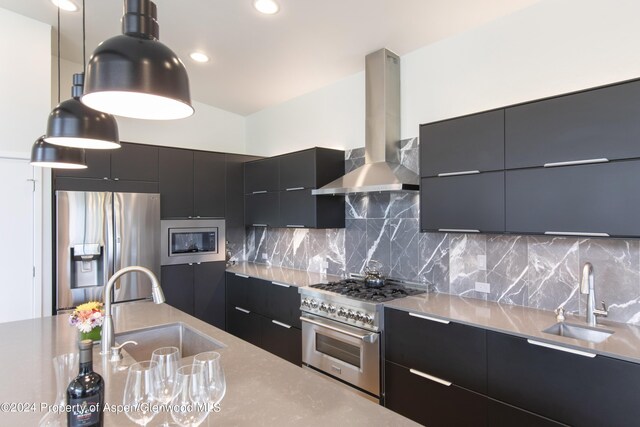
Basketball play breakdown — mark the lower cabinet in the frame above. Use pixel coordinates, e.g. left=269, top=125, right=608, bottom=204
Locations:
left=225, top=272, right=302, bottom=366
left=384, top=361, right=487, bottom=427
left=487, top=400, right=566, bottom=427
left=161, top=262, right=225, bottom=329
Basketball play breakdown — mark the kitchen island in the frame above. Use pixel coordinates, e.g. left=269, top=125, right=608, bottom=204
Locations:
left=0, top=301, right=418, bottom=426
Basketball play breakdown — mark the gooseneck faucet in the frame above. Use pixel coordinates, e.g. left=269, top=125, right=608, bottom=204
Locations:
left=580, top=262, right=608, bottom=326
left=101, top=266, right=165, bottom=356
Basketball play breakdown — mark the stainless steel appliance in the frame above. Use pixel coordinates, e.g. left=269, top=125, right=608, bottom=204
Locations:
left=56, top=191, right=161, bottom=312
left=299, top=276, right=424, bottom=399
left=160, top=219, right=225, bottom=266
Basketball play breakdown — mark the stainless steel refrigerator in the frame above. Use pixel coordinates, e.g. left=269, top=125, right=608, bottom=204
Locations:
left=56, top=191, right=161, bottom=312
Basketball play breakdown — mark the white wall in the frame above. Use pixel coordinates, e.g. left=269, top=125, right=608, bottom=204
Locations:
left=57, top=59, right=247, bottom=153
left=246, top=0, right=640, bottom=155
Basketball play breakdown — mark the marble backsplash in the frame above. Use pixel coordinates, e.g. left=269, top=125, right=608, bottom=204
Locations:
left=244, top=139, right=640, bottom=326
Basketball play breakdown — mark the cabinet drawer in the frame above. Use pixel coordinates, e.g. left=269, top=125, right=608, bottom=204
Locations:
left=385, top=361, right=487, bottom=427
left=261, top=317, right=301, bottom=365
left=384, top=308, right=487, bottom=394
left=420, top=172, right=505, bottom=234
left=245, top=192, right=280, bottom=227
left=420, top=109, right=504, bottom=177
left=506, top=160, right=640, bottom=236
left=226, top=305, right=262, bottom=347
left=505, top=80, right=640, bottom=169
left=225, top=273, right=267, bottom=315
left=487, top=399, right=567, bottom=427
left=245, top=157, right=279, bottom=193
left=265, top=281, right=301, bottom=328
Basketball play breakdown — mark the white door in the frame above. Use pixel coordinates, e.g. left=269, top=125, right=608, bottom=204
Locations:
left=0, top=157, right=37, bottom=323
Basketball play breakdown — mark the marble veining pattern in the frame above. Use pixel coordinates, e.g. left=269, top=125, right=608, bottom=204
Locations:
left=240, top=142, right=640, bottom=326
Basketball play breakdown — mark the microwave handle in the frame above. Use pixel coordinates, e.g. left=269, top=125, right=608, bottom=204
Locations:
left=300, top=316, right=378, bottom=343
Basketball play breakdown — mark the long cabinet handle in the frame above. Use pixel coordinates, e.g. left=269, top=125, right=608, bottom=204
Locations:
left=252, top=190, right=268, bottom=194
left=438, top=229, right=480, bottom=233
left=286, top=225, right=305, bottom=228
left=543, top=158, right=609, bottom=168
left=409, top=312, right=450, bottom=324
left=235, top=274, right=250, bottom=278
left=527, top=339, right=596, bottom=358
left=409, top=369, right=452, bottom=387
left=252, top=224, right=268, bottom=227
left=286, top=187, right=305, bottom=191
left=300, top=316, right=378, bottom=343
left=272, top=320, right=292, bottom=329
left=235, top=307, right=251, bottom=314
left=544, top=231, right=610, bottom=237
left=437, top=170, right=480, bottom=177
left=271, top=281, right=291, bottom=288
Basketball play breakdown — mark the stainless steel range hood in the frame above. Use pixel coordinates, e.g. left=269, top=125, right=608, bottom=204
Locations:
left=313, top=48, right=419, bottom=195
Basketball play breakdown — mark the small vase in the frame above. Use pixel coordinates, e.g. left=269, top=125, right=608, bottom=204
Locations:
left=80, top=325, right=102, bottom=343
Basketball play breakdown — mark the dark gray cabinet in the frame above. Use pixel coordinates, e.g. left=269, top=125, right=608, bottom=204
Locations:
left=420, top=172, right=505, bottom=233
left=161, top=262, right=225, bottom=329
left=159, top=147, right=226, bottom=219
left=54, top=142, right=159, bottom=193
left=225, top=154, right=262, bottom=228
left=225, top=272, right=302, bottom=365
left=506, top=80, right=640, bottom=169
left=420, top=109, right=504, bottom=177
left=487, top=400, right=566, bottom=427
left=487, top=331, right=640, bottom=427
left=506, top=161, right=640, bottom=236
left=244, top=147, right=345, bottom=228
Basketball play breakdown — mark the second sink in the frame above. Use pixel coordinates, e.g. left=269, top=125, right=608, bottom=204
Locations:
left=543, top=322, right=614, bottom=344
left=115, top=322, right=225, bottom=361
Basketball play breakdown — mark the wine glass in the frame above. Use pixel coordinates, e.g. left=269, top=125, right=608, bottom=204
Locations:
left=38, top=353, right=78, bottom=427
left=170, top=365, right=209, bottom=427
left=123, top=360, right=160, bottom=426
left=151, top=346, right=180, bottom=426
left=193, top=351, right=226, bottom=407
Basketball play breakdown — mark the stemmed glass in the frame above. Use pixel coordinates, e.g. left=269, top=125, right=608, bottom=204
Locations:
left=123, top=360, right=161, bottom=426
left=170, top=365, right=209, bottom=427
left=193, top=351, right=226, bottom=408
left=38, top=353, right=79, bottom=427
left=151, top=346, right=180, bottom=426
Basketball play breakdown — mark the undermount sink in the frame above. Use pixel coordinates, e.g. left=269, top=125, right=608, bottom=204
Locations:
left=115, top=322, right=225, bottom=361
left=542, top=322, right=614, bottom=344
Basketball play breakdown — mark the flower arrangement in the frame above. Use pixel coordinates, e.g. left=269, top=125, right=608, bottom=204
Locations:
left=69, top=301, right=105, bottom=334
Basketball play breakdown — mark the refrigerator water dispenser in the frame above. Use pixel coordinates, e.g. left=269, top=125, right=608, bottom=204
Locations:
left=70, top=244, right=104, bottom=288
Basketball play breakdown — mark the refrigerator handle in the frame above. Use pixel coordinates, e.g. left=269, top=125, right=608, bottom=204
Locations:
left=105, top=192, right=115, bottom=281
left=113, top=193, right=122, bottom=274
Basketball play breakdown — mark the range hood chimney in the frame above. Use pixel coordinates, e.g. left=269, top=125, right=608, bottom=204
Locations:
left=312, top=48, right=419, bottom=195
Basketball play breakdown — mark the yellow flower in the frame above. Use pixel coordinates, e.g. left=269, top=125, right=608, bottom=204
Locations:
left=75, top=301, right=103, bottom=312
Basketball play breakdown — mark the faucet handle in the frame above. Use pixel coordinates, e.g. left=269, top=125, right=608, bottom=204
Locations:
left=109, top=340, right=138, bottom=362
left=555, top=305, right=566, bottom=322
left=596, top=301, right=609, bottom=317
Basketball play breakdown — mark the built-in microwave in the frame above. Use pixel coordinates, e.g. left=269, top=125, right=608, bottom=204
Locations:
left=160, top=219, right=226, bottom=266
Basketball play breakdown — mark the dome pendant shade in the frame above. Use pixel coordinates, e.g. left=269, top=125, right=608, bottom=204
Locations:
left=81, top=0, right=193, bottom=120
left=31, top=136, right=87, bottom=169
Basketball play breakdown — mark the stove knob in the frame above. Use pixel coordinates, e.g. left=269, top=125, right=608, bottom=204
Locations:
left=320, top=303, right=328, bottom=312
left=364, top=314, right=374, bottom=325
left=356, top=312, right=365, bottom=322
left=310, top=300, right=319, bottom=309
left=346, top=310, right=355, bottom=320
left=301, top=298, right=309, bottom=308
left=328, top=305, right=337, bottom=314
left=337, top=308, right=347, bottom=318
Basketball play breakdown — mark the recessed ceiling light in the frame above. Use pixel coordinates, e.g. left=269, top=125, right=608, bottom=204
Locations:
left=253, top=0, right=279, bottom=15
left=190, top=52, right=210, bottom=63
left=51, top=0, right=78, bottom=12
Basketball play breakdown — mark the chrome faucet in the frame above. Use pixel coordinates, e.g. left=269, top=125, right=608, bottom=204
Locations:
left=580, top=262, right=608, bottom=326
left=101, top=266, right=165, bottom=356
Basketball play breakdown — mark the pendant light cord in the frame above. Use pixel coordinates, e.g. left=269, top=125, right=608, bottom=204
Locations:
left=57, top=6, right=60, bottom=104
left=82, top=0, right=86, bottom=75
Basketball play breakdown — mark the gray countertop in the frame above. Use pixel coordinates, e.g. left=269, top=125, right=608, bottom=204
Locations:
left=0, top=301, right=417, bottom=426
left=385, top=292, right=640, bottom=364
left=226, top=262, right=342, bottom=287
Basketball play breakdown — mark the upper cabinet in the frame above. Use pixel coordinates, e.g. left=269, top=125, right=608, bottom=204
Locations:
left=54, top=142, right=159, bottom=193
left=159, top=147, right=226, bottom=219
left=244, top=147, right=345, bottom=229
left=505, top=80, right=640, bottom=169
left=420, top=110, right=504, bottom=177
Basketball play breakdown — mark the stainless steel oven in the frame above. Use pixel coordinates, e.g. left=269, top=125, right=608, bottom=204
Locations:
left=161, top=219, right=225, bottom=266
left=301, top=312, right=380, bottom=397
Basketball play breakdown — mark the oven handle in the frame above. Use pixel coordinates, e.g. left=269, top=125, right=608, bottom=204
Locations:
left=300, top=316, right=378, bottom=343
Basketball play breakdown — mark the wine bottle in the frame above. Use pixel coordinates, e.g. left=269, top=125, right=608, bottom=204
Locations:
left=67, top=339, right=104, bottom=427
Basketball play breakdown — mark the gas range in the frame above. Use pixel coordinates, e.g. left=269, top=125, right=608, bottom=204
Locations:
left=299, top=277, right=425, bottom=332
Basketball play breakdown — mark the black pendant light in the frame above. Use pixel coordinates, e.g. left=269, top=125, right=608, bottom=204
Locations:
left=31, top=6, right=87, bottom=169
left=81, top=0, right=194, bottom=120
left=45, top=0, right=120, bottom=149
left=31, top=136, right=87, bottom=169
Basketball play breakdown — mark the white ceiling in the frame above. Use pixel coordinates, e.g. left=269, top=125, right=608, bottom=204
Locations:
left=0, top=0, right=540, bottom=115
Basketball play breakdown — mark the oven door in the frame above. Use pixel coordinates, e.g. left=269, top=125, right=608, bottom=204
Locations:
left=301, top=313, right=380, bottom=397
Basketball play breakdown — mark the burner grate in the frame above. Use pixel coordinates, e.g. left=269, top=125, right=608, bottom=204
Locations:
left=310, top=279, right=424, bottom=302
